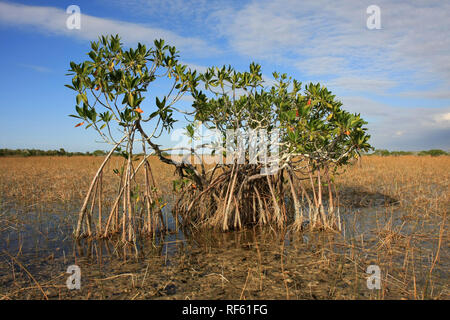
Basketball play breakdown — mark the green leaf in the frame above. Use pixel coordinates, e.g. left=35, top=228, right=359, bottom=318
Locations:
left=76, top=94, right=83, bottom=105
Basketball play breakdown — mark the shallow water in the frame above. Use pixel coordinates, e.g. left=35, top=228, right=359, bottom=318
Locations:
left=0, top=200, right=448, bottom=300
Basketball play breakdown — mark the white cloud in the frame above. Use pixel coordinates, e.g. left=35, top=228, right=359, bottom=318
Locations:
left=399, top=89, right=450, bottom=100
left=328, top=77, right=397, bottom=94
left=295, top=57, right=347, bottom=76
left=0, top=1, right=219, bottom=57
left=216, top=5, right=305, bottom=59
left=433, top=112, right=450, bottom=124
left=341, top=96, right=450, bottom=149
left=213, top=0, right=450, bottom=93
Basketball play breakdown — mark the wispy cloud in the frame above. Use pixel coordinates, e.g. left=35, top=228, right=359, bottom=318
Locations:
left=0, top=1, right=219, bottom=57
left=213, top=0, right=450, bottom=92
left=328, top=77, right=397, bottom=94
left=1, top=0, right=448, bottom=151
left=18, top=63, right=52, bottom=73
left=399, top=88, right=450, bottom=100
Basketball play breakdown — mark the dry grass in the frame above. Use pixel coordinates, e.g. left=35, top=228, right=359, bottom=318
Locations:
left=2, top=155, right=446, bottom=216
left=336, top=155, right=449, bottom=216
left=0, top=156, right=175, bottom=210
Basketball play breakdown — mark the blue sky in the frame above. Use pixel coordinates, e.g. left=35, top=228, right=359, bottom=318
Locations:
left=0, top=0, right=449, bottom=152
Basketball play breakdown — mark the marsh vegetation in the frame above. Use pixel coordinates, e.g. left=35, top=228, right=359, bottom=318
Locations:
left=0, top=155, right=448, bottom=299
